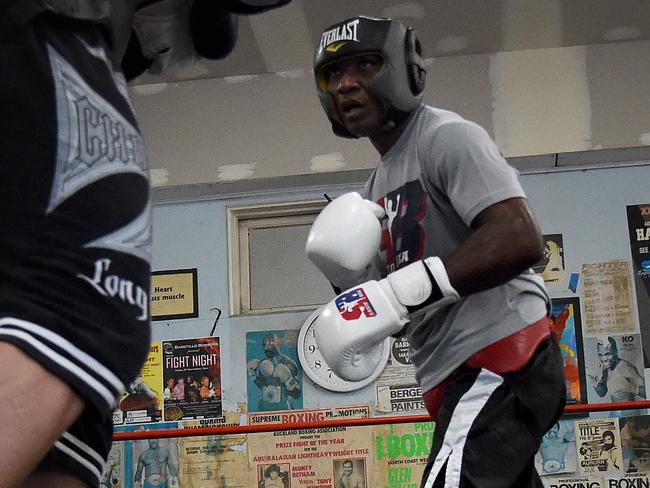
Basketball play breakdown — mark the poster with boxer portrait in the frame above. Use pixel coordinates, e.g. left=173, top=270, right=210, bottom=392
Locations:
left=575, top=418, right=623, bottom=473
left=161, top=337, right=222, bottom=421
left=535, top=418, right=577, bottom=476
left=619, top=414, right=650, bottom=473
left=247, top=425, right=373, bottom=488
left=116, top=421, right=180, bottom=487
left=100, top=442, right=124, bottom=488
left=583, top=333, right=646, bottom=409
left=246, top=329, right=303, bottom=413
left=535, top=234, right=568, bottom=290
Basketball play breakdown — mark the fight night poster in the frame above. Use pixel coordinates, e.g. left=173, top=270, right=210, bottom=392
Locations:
left=161, top=337, right=222, bottom=421
left=627, top=204, right=650, bottom=367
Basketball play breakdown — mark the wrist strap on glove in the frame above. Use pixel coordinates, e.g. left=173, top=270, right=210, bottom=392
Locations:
left=386, top=257, right=460, bottom=314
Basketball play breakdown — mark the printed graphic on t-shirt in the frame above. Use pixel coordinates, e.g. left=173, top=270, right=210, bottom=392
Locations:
left=379, top=180, right=427, bottom=273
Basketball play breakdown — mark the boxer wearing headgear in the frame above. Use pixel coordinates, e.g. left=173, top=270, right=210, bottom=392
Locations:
left=308, top=15, right=566, bottom=488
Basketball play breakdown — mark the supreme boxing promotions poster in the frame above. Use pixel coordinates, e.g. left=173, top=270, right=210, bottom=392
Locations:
left=246, top=329, right=303, bottom=413
left=161, top=337, right=222, bottom=421
left=626, top=204, right=650, bottom=368
left=247, top=425, right=374, bottom=488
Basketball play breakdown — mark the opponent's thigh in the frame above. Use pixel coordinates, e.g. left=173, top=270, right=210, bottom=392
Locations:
left=0, top=343, right=85, bottom=487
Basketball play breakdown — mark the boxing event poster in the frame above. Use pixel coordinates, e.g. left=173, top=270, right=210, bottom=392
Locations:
left=535, top=419, right=577, bottom=477
left=575, top=418, right=623, bottom=473
left=542, top=475, right=604, bottom=488
left=373, top=421, right=435, bottom=487
left=248, top=405, right=370, bottom=427
left=247, top=424, right=374, bottom=488
left=619, top=414, right=650, bottom=473
left=583, top=333, right=646, bottom=408
left=374, top=337, right=426, bottom=415
left=581, top=260, right=636, bottom=335
left=534, top=234, right=568, bottom=290
left=178, top=429, right=249, bottom=487
left=100, top=442, right=124, bottom=488
left=161, top=337, right=222, bottom=421
left=550, top=297, right=587, bottom=407
left=115, top=421, right=179, bottom=487
left=626, top=204, right=650, bottom=368
left=114, top=341, right=163, bottom=425
left=246, top=329, right=303, bottom=413
left=604, top=472, right=650, bottom=487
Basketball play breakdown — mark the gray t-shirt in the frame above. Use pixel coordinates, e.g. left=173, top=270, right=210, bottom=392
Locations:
left=363, top=104, right=550, bottom=393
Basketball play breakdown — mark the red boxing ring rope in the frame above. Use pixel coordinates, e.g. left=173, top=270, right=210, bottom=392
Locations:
left=113, top=399, right=650, bottom=441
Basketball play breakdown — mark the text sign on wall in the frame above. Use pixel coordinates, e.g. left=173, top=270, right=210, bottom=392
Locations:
left=151, top=268, right=198, bottom=321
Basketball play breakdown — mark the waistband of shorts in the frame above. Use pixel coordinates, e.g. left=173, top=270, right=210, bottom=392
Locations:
left=423, top=317, right=551, bottom=420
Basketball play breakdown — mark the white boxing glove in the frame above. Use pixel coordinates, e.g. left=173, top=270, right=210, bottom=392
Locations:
left=258, top=359, right=274, bottom=378
left=314, top=257, right=460, bottom=381
left=306, top=192, right=385, bottom=291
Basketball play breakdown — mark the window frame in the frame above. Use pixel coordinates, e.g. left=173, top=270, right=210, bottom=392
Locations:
left=227, top=199, right=328, bottom=316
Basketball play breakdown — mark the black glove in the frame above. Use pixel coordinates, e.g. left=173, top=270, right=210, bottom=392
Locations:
left=190, top=0, right=239, bottom=59
left=222, top=0, right=292, bottom=15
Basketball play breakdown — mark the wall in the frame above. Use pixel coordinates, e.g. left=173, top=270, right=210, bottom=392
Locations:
left=150, top=162, right=650, bottom=414
left=129, top=40, right=650, bottom=187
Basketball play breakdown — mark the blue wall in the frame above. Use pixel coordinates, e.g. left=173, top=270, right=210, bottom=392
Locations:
left=151, top=163, right=650, bottom=414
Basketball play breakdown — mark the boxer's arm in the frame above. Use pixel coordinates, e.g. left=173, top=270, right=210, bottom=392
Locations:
left=442, top=197, right=543, bottom=297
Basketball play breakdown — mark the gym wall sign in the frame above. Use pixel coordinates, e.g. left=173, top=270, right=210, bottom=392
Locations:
left=151, top=268, right=199, bottom=321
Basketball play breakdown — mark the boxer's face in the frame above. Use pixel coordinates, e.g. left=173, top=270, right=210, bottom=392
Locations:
left=597, top=344, right=614, bottom=369
left=323, top=54, right=385, bottom=137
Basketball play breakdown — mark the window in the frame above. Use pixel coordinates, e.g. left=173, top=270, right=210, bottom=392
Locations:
left=228, top=200, right=334, bottom=315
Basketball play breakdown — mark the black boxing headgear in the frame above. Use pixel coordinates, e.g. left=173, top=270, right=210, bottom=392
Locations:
left=314, top=16, right=426, bottom=138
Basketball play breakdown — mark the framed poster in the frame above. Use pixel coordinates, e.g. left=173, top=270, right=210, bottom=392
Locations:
left=151, top=268, right=198, bottom=321
left=551, top=296, right=587, bottom=407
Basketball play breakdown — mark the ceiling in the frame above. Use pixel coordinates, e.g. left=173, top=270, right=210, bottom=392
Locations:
left=128, top=0, right=650, bottom=193
left=130, top=0, right=650, bottom=85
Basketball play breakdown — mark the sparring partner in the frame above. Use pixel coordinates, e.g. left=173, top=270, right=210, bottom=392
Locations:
left=307, top=16, right=566, bottom=488
left=121, top=0, right=292, bottom=81
left=0, top=1, right=291, bottom=487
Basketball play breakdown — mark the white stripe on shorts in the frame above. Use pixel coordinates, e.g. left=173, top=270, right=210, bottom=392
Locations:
left=54, top=439, right=102, bottom=484
left=423, top=369, right=503, bottom=488
left=0, top=317, right=123, bottom=408
left=62, top=431, right=106, bottom=467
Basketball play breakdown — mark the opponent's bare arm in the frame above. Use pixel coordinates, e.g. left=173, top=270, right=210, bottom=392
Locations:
left=444, top=197, right=544, bottom=296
